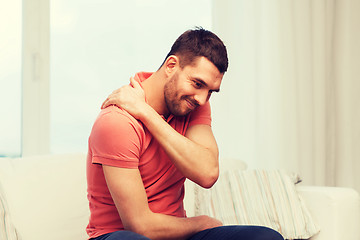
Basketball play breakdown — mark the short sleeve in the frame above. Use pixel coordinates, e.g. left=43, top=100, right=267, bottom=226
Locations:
left=89, top=107, right=144, bottom=169
left=188, top=101, right=212, bottom=128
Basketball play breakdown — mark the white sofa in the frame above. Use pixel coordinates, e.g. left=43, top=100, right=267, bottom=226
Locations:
left=0, top=153, right=359, bottom=240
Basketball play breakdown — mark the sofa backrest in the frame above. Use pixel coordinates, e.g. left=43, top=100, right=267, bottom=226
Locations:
left=0, top=154, right=248, bottom=239
left=0, top=153, right=89, bottom=240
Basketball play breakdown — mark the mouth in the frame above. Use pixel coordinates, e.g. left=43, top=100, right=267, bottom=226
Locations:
left=184, top=98, right=198, bottom=111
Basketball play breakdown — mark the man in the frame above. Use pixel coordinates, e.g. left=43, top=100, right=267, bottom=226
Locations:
left=86, top=28, right=283, bottom=240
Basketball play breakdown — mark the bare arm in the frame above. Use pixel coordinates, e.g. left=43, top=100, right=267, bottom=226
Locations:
left=103, top=165, right=222, bottom=240
left=102, top=78, right=219, bottom=188
left=139, top=105, right=219, bottom=188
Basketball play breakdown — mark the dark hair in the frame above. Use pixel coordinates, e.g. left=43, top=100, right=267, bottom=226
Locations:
left=162, top=27, right=228, bottom=73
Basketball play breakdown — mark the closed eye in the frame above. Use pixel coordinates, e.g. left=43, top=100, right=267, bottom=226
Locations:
left=192, top=80, right=203, bottom=89
left=191, top=77, right=221, bottom=92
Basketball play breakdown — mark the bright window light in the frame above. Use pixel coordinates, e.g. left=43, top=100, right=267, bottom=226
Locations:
left=0, top=1, right=22, bottom=157
left=50, top=0, right=212, bottom=153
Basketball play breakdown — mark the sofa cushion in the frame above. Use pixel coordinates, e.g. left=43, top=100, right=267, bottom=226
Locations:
left=0, top=158, right=18, bottom=240
left=0, top=153, right=89, bottom=240
left=195, top=169, right=320, bottom=239
left=297, top=186, right=360, bottom=240
left=184, top=158, right=248, bottom=217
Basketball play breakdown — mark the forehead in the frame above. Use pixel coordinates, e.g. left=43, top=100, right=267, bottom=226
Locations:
left=183, top=57, right=223, bottom=86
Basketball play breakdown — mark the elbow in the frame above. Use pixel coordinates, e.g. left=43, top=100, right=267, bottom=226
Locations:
left=123, top=216, right=151, bottom=237
left=124, top=217, right=160, bottom=240
left=201, top=175, right=218, bottom=189
left=125, top=223, right=149, bottom=238
left=198, top=167, right=219, bottom=189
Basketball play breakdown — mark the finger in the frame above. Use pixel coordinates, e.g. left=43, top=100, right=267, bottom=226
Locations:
left=102, top=94, right=113, bottom=107
left=129, top=77, right=141, bottom=89
left=101, top=97, right=107, bottom=109
left=101, top=97, right=114, bottom=109
left=102, top=99, right=115, bottom=109
left=101, top=100, right=108, bottom=109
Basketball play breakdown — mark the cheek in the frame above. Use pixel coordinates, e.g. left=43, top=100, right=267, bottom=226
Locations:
left=182, top=82, right=197, bottom=96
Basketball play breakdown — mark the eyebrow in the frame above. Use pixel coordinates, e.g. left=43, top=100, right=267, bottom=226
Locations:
left=194, top=78, right=221, bottom=92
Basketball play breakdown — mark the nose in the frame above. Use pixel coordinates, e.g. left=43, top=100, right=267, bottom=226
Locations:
left=194, top=91, right=209, bottom=106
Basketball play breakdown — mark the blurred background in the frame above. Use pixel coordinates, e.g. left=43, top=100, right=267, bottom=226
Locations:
left=1, top=0, right=359, bottom=192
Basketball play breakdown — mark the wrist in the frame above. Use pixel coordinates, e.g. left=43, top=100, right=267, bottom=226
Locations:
left=137, top=103, right=157, bottom=123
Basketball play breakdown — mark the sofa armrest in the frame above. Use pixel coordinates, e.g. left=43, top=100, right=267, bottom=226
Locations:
left=296, top=185, right=360, bottom=240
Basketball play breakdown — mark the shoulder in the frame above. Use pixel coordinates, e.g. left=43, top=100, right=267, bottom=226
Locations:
left=91, top=106, right=145, bottom=141
left=89, top=106, right=145, bottom=167
left=188, top=102, right=212, bottom=127
left=191, top=102, right=211, bottom=116
left=95, top=105, right=142, bottom=128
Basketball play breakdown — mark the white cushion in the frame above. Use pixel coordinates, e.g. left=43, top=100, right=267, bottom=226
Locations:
left=0, top=158, right=18, bottom=240
left=0, top=153, right=89, bottom=240
left=184, top=158, right=247, bottom=217
left=297, top=186, right=360, bottom=240
left=195, top=169, right=320, bottom=239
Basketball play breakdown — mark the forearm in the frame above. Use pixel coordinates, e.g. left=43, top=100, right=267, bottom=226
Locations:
left=103, top=165, right=221, bottom=240
left=134, top=213, right=221, bottom=240
left=139, top=105, right=219, bottom=188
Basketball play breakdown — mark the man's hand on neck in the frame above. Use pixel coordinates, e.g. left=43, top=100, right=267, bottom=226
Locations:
left=101, top=76, right=151, bottom=120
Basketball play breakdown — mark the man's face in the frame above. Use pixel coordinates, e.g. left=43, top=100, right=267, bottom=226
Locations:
left=164, top=56, right=223, bottom=116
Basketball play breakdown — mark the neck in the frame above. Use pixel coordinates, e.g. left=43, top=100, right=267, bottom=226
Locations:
left=141, top=70, right=169, bottom=117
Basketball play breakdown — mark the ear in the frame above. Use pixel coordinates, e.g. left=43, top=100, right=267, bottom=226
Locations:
left=164, top=55, right=179, bottom=77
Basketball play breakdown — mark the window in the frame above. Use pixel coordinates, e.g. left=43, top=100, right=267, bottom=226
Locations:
left=50, top=0, right=212, bottom=153
left=0, top=1, right=22, bottom=157
left=0, top=1, right=212, bottom=156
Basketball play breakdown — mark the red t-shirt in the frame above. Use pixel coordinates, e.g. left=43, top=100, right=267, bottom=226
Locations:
left=86, top=72, right=212, bottom=239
